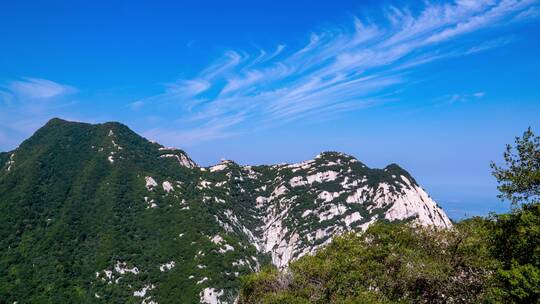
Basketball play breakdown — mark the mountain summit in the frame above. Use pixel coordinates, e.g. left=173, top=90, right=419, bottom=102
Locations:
left=0, top=118, right=451, bottom=303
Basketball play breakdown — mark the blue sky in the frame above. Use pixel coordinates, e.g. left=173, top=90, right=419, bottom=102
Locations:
left=1, top=0, right=539, bottom=219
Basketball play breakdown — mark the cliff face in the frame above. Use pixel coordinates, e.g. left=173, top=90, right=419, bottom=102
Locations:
left=203, top=152, right=451, bottom=269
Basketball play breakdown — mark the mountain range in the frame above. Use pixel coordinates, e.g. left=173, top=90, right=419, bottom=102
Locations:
left=0, top=118, right=451, bottom=303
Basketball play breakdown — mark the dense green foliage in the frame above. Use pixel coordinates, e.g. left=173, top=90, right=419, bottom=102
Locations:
left=491, top=127, right=540, bottom=206
left=240, top=128, right=540, bottom=304
left=239, top=220, right=497, bottom=304
left=0, top=119, right=263, bottom=303
left=489, top=128, right=540, bottom=303
left=487, top=203, right=540, bottom=303
left=239, top=210, right=540, bottom=304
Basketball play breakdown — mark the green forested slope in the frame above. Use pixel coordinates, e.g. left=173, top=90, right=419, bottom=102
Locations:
left=0, top=119, right=260, bottom=303
left=0, top=118, right=455, bottom=303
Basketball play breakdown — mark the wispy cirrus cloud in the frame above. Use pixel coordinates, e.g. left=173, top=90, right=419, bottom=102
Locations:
left=516, top=5, right=540, bottom=19
left=465, top=37, right=515, bottom=54
left=0, top=78, right=79, bottom=148
left=143, top=112, right=246, bottom=144
left=6, top=77, right=77, bottom=100
left=134, top=0, right=538, bottom=146
left=443, top=91, right=487, bottom=104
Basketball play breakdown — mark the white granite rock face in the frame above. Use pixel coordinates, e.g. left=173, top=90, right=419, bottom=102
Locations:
left=202, top=152, right=452, bottom=269
left=129, top=146, right=453, bottom=301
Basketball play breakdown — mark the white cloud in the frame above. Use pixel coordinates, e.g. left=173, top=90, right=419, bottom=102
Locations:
left=265, top=44, right=286, bottom=62
left=441, top=91, right=486, bottom=104
left=134, top=0, right=536, bottom=145
left=515, top=5, right=540, bottom=19
left=465, top=37, right=515, bottom=54
left=7, top=78, right=77, bottom=100
left=473, top=92, right=486, bottom=98
left=199, top=50, right=244, bottom=80
left=143, top=113, right=245, bottom=146
left=129, top=100, right=145, bottom=110
left=165, top=79, right=211, bottom=97
left=0, top=77, right=80, bottom=150
left=425, top=0, right=535, bottom=44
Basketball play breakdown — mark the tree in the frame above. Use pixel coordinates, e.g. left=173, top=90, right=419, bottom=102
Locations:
left=491, top=127, right=540, bottom=206
left=489, top=128, right=540, bottom=303
left=238, top=221, right=497, bottom=304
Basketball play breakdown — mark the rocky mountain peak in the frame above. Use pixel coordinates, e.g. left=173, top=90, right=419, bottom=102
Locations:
left=315, top=151, right=356, bottom=161
left=0, top=119, right=453, bottom=303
